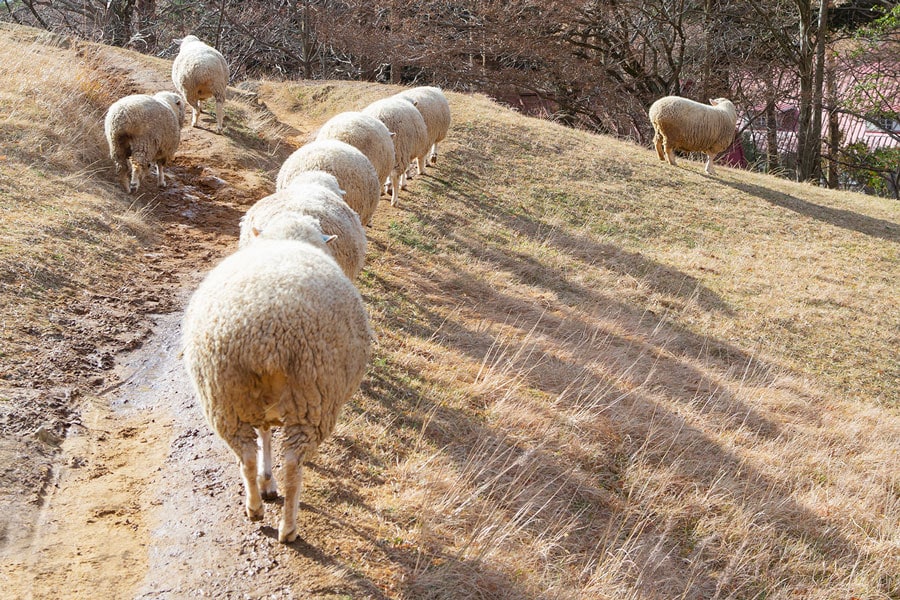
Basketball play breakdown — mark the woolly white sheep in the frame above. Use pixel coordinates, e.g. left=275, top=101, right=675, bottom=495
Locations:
left=648, top=96, right=737, bottom=175
left=397, top=86, right=451, bottom=169
left=286, top=170, right=346, bottom=198
left=104, top=91, right=185, bottom=193
left=240, top=180, right=367, bottom=279
left=315, top=111, right=396, bottom=194
left=172, top=35, right=229, bottom=133
left=276, top=140, right=381, bottom=226
left=362, top=96, right=429, bottom=206
left=182, top=214, right=372, bottom=543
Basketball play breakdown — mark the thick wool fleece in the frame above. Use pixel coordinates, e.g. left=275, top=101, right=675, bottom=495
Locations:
left=648, top=96, right=737, bottom=155
left=172, top=35, right=229, bottom=131
left=316, top=111, right=396, bottom=188
left=396, top=86, right=451, bottom=165
left=276, top=139, right=380, bottom=226
left=362, top=96, right=429, bottom=176
left=104, top=91, right=185, bottom=192
left=239, top=183, right=367, bottom=279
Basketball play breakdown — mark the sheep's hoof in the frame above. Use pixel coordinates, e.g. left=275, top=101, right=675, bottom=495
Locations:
left=246, top=503, right=264, bottom=521
left=258, top=475, right=278, bottom=501
left=278, top=523, right=298, bottom=543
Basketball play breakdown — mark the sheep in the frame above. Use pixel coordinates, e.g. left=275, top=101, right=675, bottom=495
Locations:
left=276, top=140, right=381, bottom=226
left=104, top=91, right=185, bottom=193
left=362, top=96, right=429, bottom=206
left=648, top=96, right=737, bottom=175
left=315, top=111, right=396, bottom=193
left=172, top=35, right=229, bottom=133
left=240, top=179, right=367, bottom=280
left=286, top=170, right=346, bottom=199
left=396, top=86, right=451, bottom=169
left=182, top=213, right=373, bottom=543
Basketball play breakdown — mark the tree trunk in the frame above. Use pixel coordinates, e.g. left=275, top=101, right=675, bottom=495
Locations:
left=104, top=0, right=135, bottom=47
left=390, top=3, right=402, bottom=84
left=826, top=51, right=840, bottom=188
left=134, top=0, right=156, bottom=51
left=766, top=98, right=780, bottom=173
left=811, top=0, right=829, bottom=182
left=298, top=0, right=317, bottom=79
left=795, top=0, right=816, bottom=181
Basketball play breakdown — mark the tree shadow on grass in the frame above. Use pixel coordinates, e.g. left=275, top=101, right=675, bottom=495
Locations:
left=723, top=178, right=899, bottom=242
left=259, top=455, right=535, bottom=600
left=354, top=164, right=867, bottom=596
left=425, top=172, right=735, bottom=316
left=355, top=323, right=860, bottom=598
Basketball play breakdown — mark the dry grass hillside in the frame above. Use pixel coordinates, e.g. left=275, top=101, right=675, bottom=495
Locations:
left=1, top=23, right=898, bottom=599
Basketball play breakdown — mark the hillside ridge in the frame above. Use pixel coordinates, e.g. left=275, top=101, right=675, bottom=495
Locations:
left=1, top=24, right=898, bottom=599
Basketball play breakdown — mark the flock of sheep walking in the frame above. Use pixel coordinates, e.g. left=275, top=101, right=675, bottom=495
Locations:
left=102, top=34, right=735, bottom=543
left=104, top=35, right=451, bottom=542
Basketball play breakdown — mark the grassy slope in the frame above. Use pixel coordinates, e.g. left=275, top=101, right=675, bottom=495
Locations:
left=0, top=23, right=897, bottom=598
left=262, top=81, right=899, bottom=598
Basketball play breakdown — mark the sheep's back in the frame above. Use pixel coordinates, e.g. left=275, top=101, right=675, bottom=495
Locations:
left=276, top=140, right=380, bottom=226
left=172, top=44, right=229, bottom=100
left=182, top=241, right=371, bottom=440
left=316, top=112, right=395, bottom=186
left=104, top=94, right=181, bottom=156
left=362, top=97, right=429, bottom=171
left=398, top=87, right=451, bottom=147
left=240, top=185, right=367, bottom=279
left=649, top=96, right=736, bottom=154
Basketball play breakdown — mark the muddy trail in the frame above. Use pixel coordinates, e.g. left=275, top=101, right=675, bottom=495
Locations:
left=2, top=100, right=393, bottom=597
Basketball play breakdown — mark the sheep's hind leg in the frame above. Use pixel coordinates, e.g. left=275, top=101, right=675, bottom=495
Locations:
left=415, top=154, right=427, bottom=176
left=389, top=170, right=401, bottom=206
left=190, top=100, right=202, bottom=128
left=155, top=162, right=166, bottom=188
left=221, top=423, right=264, bottom=521
left=214, top=96, right=224, bottom=133
left=278, top=427, right=312, bottom=543
left=256, top=427, right=278, bottom=501
left=429, top=142, right=438, bottom=165
left=704, top=153, right=717, bottom=175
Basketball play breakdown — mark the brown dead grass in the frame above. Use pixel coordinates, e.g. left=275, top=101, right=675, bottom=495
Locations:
left=262, top=80, right=899, bottom=598
left=0, top=25, right=154, bottom=385
left=0, top=23, right=897, bottom=599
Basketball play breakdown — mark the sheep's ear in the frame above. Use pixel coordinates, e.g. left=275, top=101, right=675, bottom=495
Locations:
left=251, top=226, right=262, bottom=237
left=389, top=131, right=396, bottom=138
left=709, top=98, right=718, bottom=105
left=322, top=234, right=338, bottom=245
left=338, top=188, right=347, bottom=197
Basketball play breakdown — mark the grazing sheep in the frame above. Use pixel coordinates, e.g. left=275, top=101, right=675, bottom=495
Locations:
left=397, top=86, right=451, bottom=169
left=182, top=214, right=373, bottom=543
left=648, top=96, right=737, bottom=175
left=276, top=140, right=381, bottom=226
left=172, top=35, right=229, bottom=133
left=315, top=112, right=396, bottom=193
left=240, top=181, right=367, bottom=279
left=104, top=91, right=185, bottom=193
left=362, top=96, right=429, bottom=206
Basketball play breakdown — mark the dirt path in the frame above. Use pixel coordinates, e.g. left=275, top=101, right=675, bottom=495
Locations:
left=1, top=95, right=400, bottom=595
